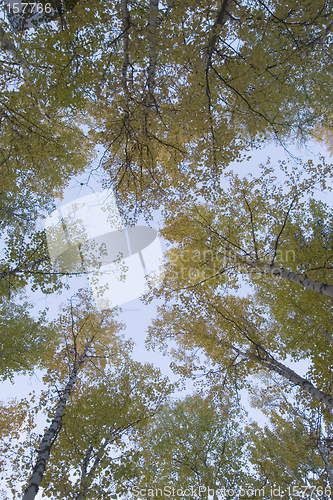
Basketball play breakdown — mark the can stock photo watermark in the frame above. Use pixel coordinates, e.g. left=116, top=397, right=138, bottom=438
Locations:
left=130, top=483, right=332, bottom=498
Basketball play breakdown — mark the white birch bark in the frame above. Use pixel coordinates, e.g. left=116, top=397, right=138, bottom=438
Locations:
left=218, top=251, right=333, bottom=299
left=235, top=346, right=333, bottom=410
left=22, top=342, right=92, bottom=500
left=75, top=442, right=107, bottom=500
left=75, top=419, right=146, bottom=499
left=261, top=263, right=333, bottom=300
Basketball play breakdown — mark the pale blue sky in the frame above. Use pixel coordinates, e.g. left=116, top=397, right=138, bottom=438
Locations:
left=1, top=137, right=332, bottom=440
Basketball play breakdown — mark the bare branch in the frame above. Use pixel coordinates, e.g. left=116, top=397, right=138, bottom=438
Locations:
left=0, top=256, right=50, bottom=280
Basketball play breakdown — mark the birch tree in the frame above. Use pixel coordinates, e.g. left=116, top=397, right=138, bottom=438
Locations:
left=145, top=158, right=333, bottom=414
left=2, top=1, right=333, bottom=219
left=17, top=289, right=127, bottom=500
left=0, top=289, right=172, bottom=500
left=147, top=290, right=333, bottom=412
left=40, top=362, right=172, bottom=500
left=158, top=157, right=333, bottom=301
left=247, top=378, right=333, bottom=497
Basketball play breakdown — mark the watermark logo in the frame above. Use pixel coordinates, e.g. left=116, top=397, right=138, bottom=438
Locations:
left=131, top=484, right=331, bottom=499
left=132, top=484, right=266, bottom=498
left=45, top=189, right=164, bottom=310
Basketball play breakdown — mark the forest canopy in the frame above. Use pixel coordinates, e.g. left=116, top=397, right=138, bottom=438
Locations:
left=1, top=0, right=333, bottom=499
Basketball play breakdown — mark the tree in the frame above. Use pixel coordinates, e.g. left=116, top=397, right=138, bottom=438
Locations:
left=145, top=159, right=333, bottom=416
left=19, top=289, right=127, bottom=500
left=148, top=290, right=333, bottom=409
left=246, top=376, right=333, bottom=497
left=40, top=362, right=172, bottom=500
left=2, top=0, right=333, bottom=495
left=0, top=10, right=94, bottom=299
left=0, top=15, right=95, bottom=303
left=75, top=0, right=333, bottom=219
left=158, top=157, right=333, bottom=299
left=0, top=289, right=172, bottom=500
left=2, top=1, right=333, bottom=219
left=125, top=393, right=252, bottom=500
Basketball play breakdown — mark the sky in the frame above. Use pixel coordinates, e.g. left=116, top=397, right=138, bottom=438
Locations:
left=1, top=4, right=333, bottom=498
left=1, top=135, right=332, bottom=499
left=2, top=137, right=331, bottom=409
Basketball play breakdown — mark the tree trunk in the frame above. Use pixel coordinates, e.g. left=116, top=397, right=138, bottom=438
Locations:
left=236, top=346, right=333, bottom=410
left=219, top=251, right=333, bottom=299
left=22, top=342, right=91, bottom=500
left=262, top=263, right=333, bottom=300
left=205, top=0, right=232, bottom=68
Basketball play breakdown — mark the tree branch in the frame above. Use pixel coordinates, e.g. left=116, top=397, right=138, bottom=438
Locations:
left=0, top=256, right=50, bottom=280
left=205, top=0, right=233, bottom=69
left=234, top=345, right=333, bottom=411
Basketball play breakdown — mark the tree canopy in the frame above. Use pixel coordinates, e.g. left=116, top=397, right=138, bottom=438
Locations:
left=1, top=0, right=333, bottom=498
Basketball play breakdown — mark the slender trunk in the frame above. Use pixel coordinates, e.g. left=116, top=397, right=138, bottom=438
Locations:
left=74, top=410, right=156, bottom=500
left=262, top=263, right=333, bottom=300
left=22, top=343, right=92, bottom=500
left=75, top=419, right=145, bottom=499
left=205, top=0, right=232, bottom=68
left=75, top=443, right=107, bottom=500
left=235, top=346, right=333, bottom=410
left=219, top=251, right=333, bottom=299
left=75, top=443, right=92, bottom=500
